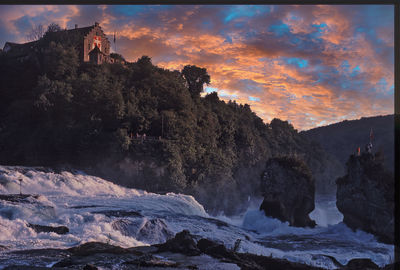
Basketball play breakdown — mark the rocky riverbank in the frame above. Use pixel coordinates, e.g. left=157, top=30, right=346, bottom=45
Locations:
left=2, top=230, right=397, bottom=270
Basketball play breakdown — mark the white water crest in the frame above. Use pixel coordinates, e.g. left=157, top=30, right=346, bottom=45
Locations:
left=0, top=165, right=394, bottom=269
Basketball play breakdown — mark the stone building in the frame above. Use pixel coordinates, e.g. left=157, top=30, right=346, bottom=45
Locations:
left=79, top=22, right=111, bottom=64
left=3, top=22, right=115, bottom=65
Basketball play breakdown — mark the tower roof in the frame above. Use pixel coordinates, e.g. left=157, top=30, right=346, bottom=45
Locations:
left=89, top=45, right=101, bottom=55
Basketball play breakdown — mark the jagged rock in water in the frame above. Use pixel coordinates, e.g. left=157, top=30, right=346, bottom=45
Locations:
left=336, top=152, right=394, bottom=244
left=28, top=223, right=69, bottom=235
left=111, top=217, right=173, bottom=244
left=157, top=230, right=201, bottom=256
left=259, top=157, right=316, bottom=227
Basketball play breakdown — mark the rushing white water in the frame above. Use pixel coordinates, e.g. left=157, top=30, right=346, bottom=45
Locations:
left=0, top=165, right=394, bottom=269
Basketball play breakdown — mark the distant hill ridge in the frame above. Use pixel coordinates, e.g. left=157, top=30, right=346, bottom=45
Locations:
left=301, top=114, right=394, bottom=173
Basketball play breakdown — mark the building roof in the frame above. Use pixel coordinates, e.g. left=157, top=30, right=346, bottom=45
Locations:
left=62, top=26, right=95, bottom=37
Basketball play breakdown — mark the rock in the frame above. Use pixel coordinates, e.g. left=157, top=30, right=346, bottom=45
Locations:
left=197, top=237, right=323, bottom=270
left=259, top=157, right=316, bottom=227
left=92, top=210, right=142, bottom=218
left=83, top=264, right=98, bottom=270
left=112, top=218, right=174, bottom=244
left=157, top=230, right=201, bottom=256
left=344, top=258, right=380, bottom=269
left=0, top=194, right=40, bottom=203
left=336, top=153, right=394, bottom=244
left=197, top=238, right=237, bottom=260
left=123, top=254, right=180, bottom=268
left=67, top=242, right=130, bottom=256
left=27, top=223, right=69, bottom=235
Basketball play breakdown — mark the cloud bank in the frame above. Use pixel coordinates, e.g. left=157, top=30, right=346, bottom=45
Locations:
left=0, top=5, right=394, bottom=130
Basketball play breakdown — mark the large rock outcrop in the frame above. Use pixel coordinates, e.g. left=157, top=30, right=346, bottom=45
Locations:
left=260, top=157, right=316, bottom=227
left=336, top=152, right=394, bottom=244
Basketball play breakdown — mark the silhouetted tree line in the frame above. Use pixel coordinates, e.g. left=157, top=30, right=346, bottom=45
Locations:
left=0, top=37, right=329, bottom=213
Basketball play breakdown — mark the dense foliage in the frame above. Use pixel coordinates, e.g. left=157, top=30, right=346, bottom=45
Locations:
left=0, top=39, right=332, bottom=213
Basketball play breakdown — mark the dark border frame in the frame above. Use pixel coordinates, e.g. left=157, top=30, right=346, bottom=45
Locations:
left=0, top=0, right=398, bottom=267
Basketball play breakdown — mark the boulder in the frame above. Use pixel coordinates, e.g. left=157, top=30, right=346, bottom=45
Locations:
left=336, top=153, right=394, bottom=244
left=156, top=230, right=201, bottom=256
left=259, top=157, right=316, bottom=227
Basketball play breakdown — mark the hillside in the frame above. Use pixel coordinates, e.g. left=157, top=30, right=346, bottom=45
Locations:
left=301, top=115, right=394, bottom=175
left=0, top=36, right=338, bottom=214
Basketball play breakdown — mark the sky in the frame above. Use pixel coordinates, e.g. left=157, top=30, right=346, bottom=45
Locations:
left=0, top=5, right=394, bottom=130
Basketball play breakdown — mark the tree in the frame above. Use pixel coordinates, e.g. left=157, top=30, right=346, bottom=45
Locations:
left=27, top=24, right=45, bottom=41
left=181, top=65, right=210, bottom=98
left=46, top=23, right=62, bottom=33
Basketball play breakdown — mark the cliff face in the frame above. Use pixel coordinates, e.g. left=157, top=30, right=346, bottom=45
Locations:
left=336, top=152, right=394, bottom=244
left=260, top=157, right=316, bottom=228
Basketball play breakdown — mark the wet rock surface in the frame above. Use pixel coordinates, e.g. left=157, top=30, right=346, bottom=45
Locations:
left=0, top=194, right=40, bottom=203
left=28, top=223, right=69, bottom=235
left=343, top=258, right=380, bottom=269
left=92, top=210, right=142, bottom=218
left=336, top=153, right=394, bottom=244
left=112, top=218, right=174, bottom=244
left=260, top=157, right=316, bottom=227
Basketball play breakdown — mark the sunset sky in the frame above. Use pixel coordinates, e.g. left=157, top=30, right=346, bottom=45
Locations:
left=0, top=5, right=394, bottom=130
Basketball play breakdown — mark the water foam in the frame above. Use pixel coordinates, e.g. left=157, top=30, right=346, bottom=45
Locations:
left=0, top=165, right=394, bottom=269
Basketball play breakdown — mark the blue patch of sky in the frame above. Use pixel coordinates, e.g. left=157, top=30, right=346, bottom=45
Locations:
left=268, top=22, right=290, bottom=37
left=219, top=92, right=238, bottom=99
left=205, top=87, right=218, bottom=94
left=223, top=6, right=272, bottom=24
left=285, top=57, right=308, bottom=68
left=248, top=96, right=260, bottom=102
left=13, top=15, right=32, bottom=33
left=311, top=22, right=327, bottom=37
left=201, top=20, right=213, bottom=30
left=258, top=57, right=269, bottom=62
left=363, top=5, right=393, bottom=27
left=225, top=58, right=236, bottom=64
left=341, top=60, right=350, bottom=73
left=114, top=6, right=149, bottom=16
left=377, top=77, right=388, bottom=90
left=245, top=30, right=258, bottom=39
left=218, top=29, right=235, bottom=44
left=387, top=84, right=394, bottom=95
left=224, top=35, right=233, bottom=44
left=290, top=36, right=301, bottom=45
left=350, top=65, right=361, bottom=77
left=289, top=14, right=301, bottom=21
left=238, top=79, right=263, bottom=93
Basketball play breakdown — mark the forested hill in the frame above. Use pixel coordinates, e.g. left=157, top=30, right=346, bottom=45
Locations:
left=301, top=115, right=394, bottom=173
left=0, top=35, right=337, bottom=214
